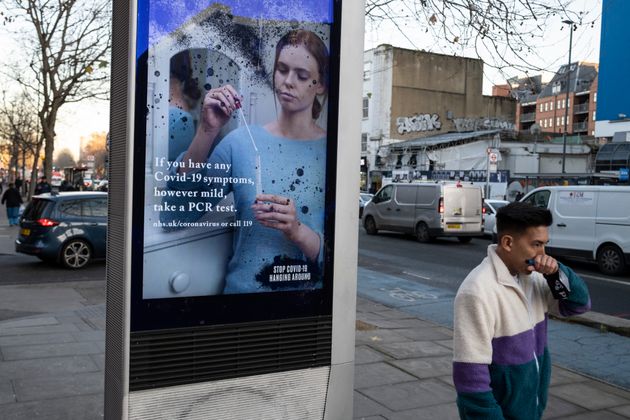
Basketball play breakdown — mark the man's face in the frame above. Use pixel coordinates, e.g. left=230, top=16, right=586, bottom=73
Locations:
left=500, top=226, right=549, bottom=275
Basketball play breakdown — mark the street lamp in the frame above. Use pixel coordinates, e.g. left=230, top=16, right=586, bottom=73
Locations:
left=530, top=123, right=541, bottom=184
left=561, top=19, right=574, bottom=174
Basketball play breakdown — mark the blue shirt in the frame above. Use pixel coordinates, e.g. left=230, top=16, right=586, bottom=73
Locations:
left=168, top=107, right=195, bottom=161
left=165, top=125, right=327, bottom=294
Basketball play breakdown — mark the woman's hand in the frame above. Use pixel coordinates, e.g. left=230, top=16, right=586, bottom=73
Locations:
left=180, top=85, right=242, bottom=174
left=199, top=84, right=242, bottom=132
left=252, top=193, right=320, bottom=261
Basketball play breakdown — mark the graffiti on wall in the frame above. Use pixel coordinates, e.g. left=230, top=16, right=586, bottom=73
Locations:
left=451, top=117, right=516, bottom=132
left=396, top=114, right=442, bottom=134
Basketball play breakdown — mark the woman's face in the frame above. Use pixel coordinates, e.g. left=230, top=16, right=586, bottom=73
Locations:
left=274, top=44, right=326, bottom=115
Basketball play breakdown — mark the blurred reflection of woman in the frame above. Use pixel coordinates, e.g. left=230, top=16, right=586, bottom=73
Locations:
left=166, top=29, right=329, bottom=294
left=168, top=50, right=202, bottom=161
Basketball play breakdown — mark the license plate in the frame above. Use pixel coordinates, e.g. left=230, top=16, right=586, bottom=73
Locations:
left=20, top=228, right=30, bottom=236
left=447, top=224, right=462, bottom=229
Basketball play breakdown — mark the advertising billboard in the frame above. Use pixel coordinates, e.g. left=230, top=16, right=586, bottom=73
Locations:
left=130, top=0, right=340, bottom=330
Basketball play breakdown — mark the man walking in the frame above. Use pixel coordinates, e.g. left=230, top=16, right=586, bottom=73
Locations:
left=452, top=202, right=590, bottom=420
left=34, top=176, right=52, bottom=195
left=1, top=183, right=23, bottom=226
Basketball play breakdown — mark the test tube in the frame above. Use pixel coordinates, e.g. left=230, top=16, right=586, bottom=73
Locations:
left=236, top=100, right=262, bottom=196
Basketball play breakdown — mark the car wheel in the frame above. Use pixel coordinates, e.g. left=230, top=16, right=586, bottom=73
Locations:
left=597, top=244, right=625, bottom=276
left=415, top=222, right=431, bottom=243
left=61, top=239, right=92, bottom=269
left=458, top=236, right=473, bottom=244
left=364, top=216, right=378, bottom=235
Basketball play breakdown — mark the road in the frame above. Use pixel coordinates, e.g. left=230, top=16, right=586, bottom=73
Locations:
left=1, top=226, right=628, bottom=320
left=0, top=254, right=105, bottom=286
left=358, top=227, right=630, bottom=320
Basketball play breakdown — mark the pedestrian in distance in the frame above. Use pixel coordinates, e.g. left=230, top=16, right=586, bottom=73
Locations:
left=34, top=176, right=52, bottom=195
left=1, top=183, right=23, bottom=226
left=452, top=201, right=591, bottom=420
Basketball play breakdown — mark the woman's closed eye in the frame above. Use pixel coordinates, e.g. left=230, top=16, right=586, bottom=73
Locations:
left=277, top=64, right=311, bottom=81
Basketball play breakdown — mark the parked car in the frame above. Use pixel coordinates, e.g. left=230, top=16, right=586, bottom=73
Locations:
left=15, top=191, right=107, bottom=269
left=362, top=181, right=483, bottom=243
left=83, top=174, right=93, bottom=190
left=483, top=199, right=509, bottom=238
left=96, top=179, right=108, bottom=192
left=521, top=185, right=630, bottom=276
left=359, top=192, right=373, bottom=218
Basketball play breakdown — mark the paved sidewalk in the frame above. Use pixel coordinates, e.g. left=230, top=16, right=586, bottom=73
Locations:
left=2, top=209, right=630, bottom=419
left=1, top=289, right=630, bottom=420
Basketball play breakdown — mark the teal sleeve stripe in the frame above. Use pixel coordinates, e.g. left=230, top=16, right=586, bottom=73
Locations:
left=558, top=262, right=591, bottom=312
left=457, top=391, right=505, bottom=420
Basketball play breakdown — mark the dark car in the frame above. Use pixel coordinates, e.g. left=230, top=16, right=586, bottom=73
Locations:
left=15, top=192, right=107, bottom=269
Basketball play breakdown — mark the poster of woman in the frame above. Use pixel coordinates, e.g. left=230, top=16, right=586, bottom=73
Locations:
left=141, top=1, right=335, bottom=299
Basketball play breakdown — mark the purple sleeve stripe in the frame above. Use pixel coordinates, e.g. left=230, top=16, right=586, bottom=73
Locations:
left=491, top=318, right=548, bottom=365
left=559, top=298, right=592, bottom=317
left=453, top=362, right=492, bottom=393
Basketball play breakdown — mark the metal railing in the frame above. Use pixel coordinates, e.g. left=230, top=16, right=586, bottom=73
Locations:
left=573, top=121, right=588, bottom=132
left=573, top=103, right=589, bottom=114
left=520, top=112, right=536, bottom=122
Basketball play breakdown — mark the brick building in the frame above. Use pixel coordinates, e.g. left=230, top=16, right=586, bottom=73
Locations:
left=497, top=63, right=598, bottom=136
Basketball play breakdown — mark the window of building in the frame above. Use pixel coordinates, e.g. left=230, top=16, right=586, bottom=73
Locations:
left=593, top=111, right=596, bottom=121
left=540, top=120, right=544, bottom=127
left=544, top=102, right=548, bottom=112
left=550, top=102, right=554, bottom=110
left=539, top=103, right=544, bottom=112
left=561, top=116, right=565, bottom=125
left=557, top=99, right=561, bottom=109
left=362, top=97, right=369, bottom=119
left=361, top=133, right=367, bottom=152
left=594, top=92, right=597, bottom=102
left=543, top=119, right=547, bottom=128
left=549, top=118, right=553, bottom=127
left=556, top=117, right=560, bottom=126
left=363, top=62, right=371, bottom=80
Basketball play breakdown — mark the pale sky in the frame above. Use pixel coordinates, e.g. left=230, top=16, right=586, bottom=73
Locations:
left=364, top=0, right=602, bottom=95
left=0, top=0, right=601, bottom=161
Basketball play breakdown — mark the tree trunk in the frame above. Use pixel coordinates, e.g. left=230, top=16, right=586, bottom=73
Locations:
left=28, top=142, right=43, bottom=201
left=44, top=132, right=54, bottom=180
left=42, top=110, right=57, bottom=180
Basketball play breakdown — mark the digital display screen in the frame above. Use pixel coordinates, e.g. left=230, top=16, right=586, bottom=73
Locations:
left=130, top=0, right=340, bottom=330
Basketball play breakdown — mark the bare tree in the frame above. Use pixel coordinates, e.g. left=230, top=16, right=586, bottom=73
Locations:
left=0, top=90, right=41, bottom=195
left=365, top=0, right=597, bottom=75
left=2, top=0, right=111, bottom=180
left=82, top=131, right=107, bottom=178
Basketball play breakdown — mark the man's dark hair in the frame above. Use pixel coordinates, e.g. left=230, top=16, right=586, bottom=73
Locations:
left=496, top=201, right=552, bottom=238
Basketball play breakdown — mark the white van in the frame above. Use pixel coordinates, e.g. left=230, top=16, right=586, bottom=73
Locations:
left=521, top=185, right=630, bottom=275
left=362, top=181, right=483, bottom=243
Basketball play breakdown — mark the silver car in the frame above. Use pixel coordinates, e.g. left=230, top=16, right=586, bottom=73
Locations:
left=483, top=199, right=509, bottom=237
left=359, top=193, right=373, bottom=218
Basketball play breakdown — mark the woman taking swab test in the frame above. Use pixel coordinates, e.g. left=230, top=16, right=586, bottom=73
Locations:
left=167, top=29, right=329, bottom=294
